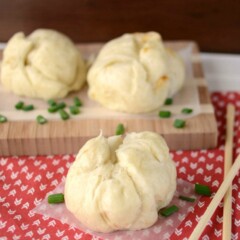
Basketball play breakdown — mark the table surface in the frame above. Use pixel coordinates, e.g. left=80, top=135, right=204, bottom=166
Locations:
left=1, top=51, right=240, bottom=240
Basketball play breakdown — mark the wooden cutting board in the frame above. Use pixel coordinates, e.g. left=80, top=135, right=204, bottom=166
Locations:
left=0, top=41, right=218, bottom=156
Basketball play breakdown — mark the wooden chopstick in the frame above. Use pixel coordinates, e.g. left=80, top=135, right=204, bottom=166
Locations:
left=223, top=104, right=235, bottom=240
left=189, top=104, right=236, bottom=240
left=189, top=154, right=240, bottom=240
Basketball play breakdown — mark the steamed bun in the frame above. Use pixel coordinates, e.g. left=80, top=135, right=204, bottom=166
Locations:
left=1, top=29, right=86, bottom=99
left=87, top=32, right=185, bottom=113
left=65, top=131, right=176, bottom=233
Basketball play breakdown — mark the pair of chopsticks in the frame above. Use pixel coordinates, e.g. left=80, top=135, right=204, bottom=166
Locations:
left=189, top=104, right=237, bottom=240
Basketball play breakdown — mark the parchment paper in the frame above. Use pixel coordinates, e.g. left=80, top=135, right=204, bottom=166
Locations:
left=0, top=43, right=213, bottom=121
left=32, top=179, right=199, bottom=240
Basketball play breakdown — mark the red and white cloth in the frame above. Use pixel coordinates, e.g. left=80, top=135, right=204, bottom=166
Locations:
left=1, top=92, right=240, bottom=240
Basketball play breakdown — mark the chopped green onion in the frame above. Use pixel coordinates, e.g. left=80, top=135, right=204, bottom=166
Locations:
left=182, top=108, right=193, bottom=114
left=47, top=99, right=57, bottom=106
left=174, top=119, right=185, bottom=128
left=69, top=106, right=80, bottom=115
left=15, top=101, right=24, bottom=110
left=159, top=111, right=171, bottom=118
left=36, top=115, right=47, bottom=124
left=74, top=97, right=82, bottom=107
left=195, top=183, right=212, bottom=196
left=164, top=98, right=173, bottom=105
left=22, top=104, right=34, bottom=111
left=48, top=193, right=64, bottom=204
left=57, top=102, right=66, bottom=109
left=115, top=123, right=125, bottom=135
left=179, top=195, right=196, bottom=202
left=48, top=105, right=59, bottom=113
left=48, top=102, right=66, bottom=113
left=59, top=109, right=70, bottom=120
left=159, top=205, right=179, bottom=217
left=0, top=114, right=7, bottom=123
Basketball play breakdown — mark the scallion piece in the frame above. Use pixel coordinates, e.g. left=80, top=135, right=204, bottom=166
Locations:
left=115, top=123, right=125, bottom=135
left=47, top=99, right=57, bottom=107
left=74, top=97, right=82, bottom=107
left=179, top=195, right=196, bottom=202
left=164, top=98, right=173, bottom=105
left=48, top=105, right=59, bottom=113
left=22, top=104, right=34, bottom=111
left=15, top=101, right=24, bottom=110
left=48, top=102, right=66, bottom=113
left=48, top=193, right=64, bottom=204
left=195, top=183, right=212, bottom=196
left=174, top=119, right=185, bottom=128
left=182, top=108, right=193, bottom=114
left=159, top=205, right=179, bottom=217
left=69, top=106, right=80, bottom=115
left=36, top=115, right=47, bottom=124
left=0, top=114, right=7, bottom=123
left=59, top=109, right=70, bottom=120
left=159, top=111, right=171, bottom=118
left=57, top=102, right=66, bottom=109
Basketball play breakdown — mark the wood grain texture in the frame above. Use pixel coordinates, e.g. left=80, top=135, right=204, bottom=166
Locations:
left=1, top=113, right=217, bottom=156
left=0, top=41, right=218, bottom=156
left=0, top=0, right=239, bottom=53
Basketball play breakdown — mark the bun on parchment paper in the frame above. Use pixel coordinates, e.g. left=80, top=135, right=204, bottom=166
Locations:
left=87, top=32, right=185, bottom=113
left=65, top=131, right=176, bottom=233
left=1, top=29, right=86, bottom=99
